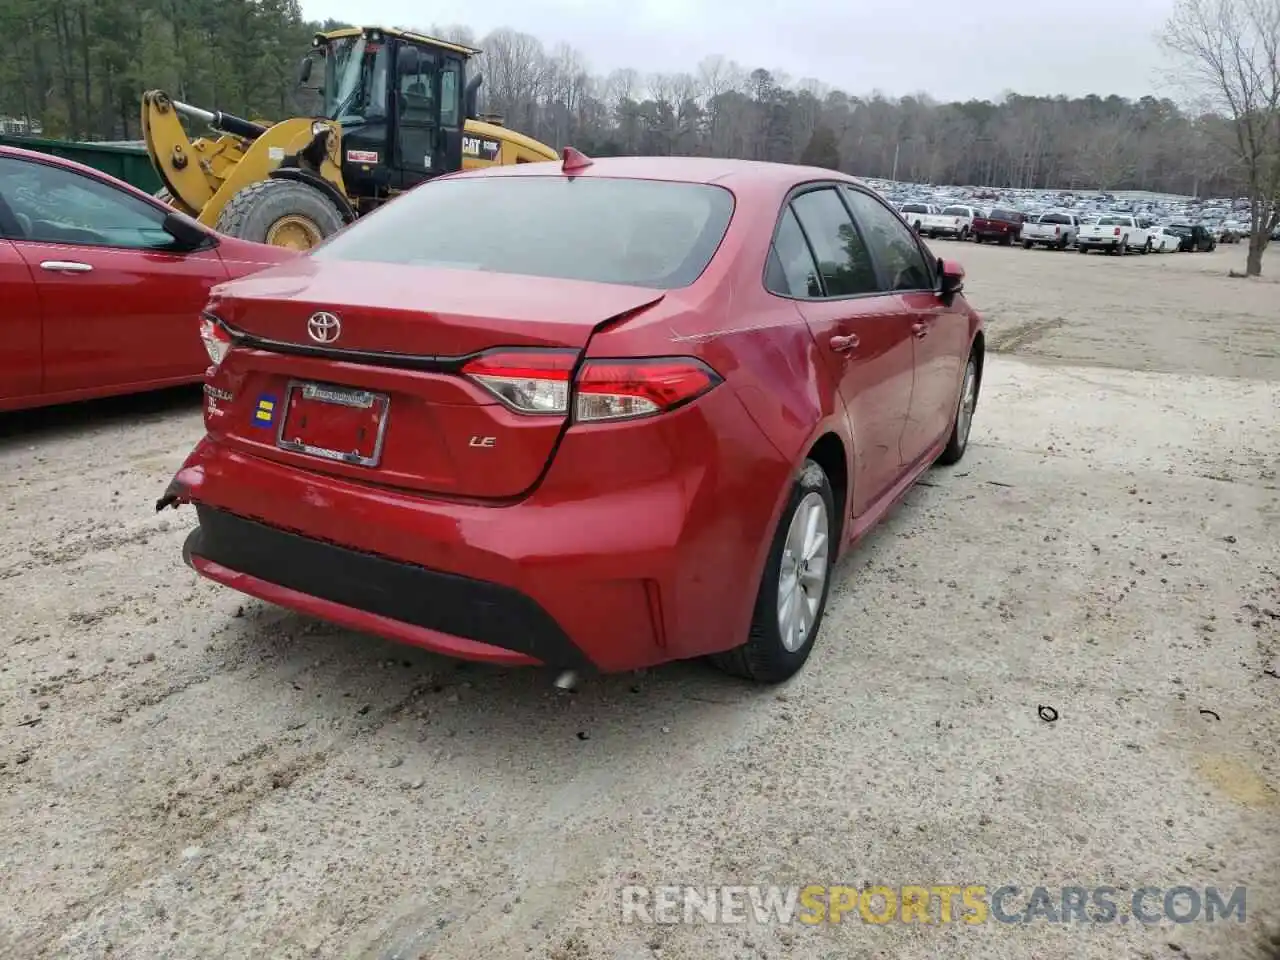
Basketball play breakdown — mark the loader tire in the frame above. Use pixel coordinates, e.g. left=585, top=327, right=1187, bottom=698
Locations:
left=214, top=179, right=345, bottom=250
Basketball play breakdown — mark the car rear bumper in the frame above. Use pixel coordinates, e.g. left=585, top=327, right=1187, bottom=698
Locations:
left=164, top=389, right=792, bottom=673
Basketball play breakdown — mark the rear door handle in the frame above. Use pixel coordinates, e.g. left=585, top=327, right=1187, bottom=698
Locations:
left=40, top=260, right=93, bottom=273
left=829, top=334, right=858, bottom=353
left=912, top=321, right=929, bottom=338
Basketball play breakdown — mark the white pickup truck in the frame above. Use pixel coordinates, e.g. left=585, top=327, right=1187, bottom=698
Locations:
left=899, top=203, right=974, bottom=240
left=1077, top=215, right=1152, bottom=255
left=898, top=203, right=940, bottom=234
left=1021, top=211, right=1082, bottom=250
left=934, top=204, right=978, bottom=240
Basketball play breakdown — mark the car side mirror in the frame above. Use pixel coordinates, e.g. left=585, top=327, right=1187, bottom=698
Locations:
left=938, top=257, right=965, bottom=300
left=162, top=211, right=211, bottom=251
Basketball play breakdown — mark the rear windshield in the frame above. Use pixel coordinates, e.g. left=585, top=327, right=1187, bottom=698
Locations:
left=1098, top=216, right=1130, bottom=226
left=310, top=176, right=735, bottom=289
left=1040, top=213, right=1071, bottom=225
left=900, top=203, right=929, bottom=213
left=989, top=208, right=1020, bottom=221
left=941, top=206, right=969, bottom=216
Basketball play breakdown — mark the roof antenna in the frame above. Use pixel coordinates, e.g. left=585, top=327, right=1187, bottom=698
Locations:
left=561, top=146, right=593, bottom=174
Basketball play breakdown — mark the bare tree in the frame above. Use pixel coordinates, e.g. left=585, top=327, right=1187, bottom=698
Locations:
left=1164, top=0, right=1280, bottom=275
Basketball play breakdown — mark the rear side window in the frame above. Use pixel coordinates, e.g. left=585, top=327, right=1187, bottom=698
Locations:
left=311, top=176, right=734, bottom=289
left=843, top=187, right=935, bottom=292
left=790, top=188, right=879, bottom=297
left=766, top=207, right=822, bottom=298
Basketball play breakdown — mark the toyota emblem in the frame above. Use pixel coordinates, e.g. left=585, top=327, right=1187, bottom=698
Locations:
left=307, top=311, right=341, bottom=344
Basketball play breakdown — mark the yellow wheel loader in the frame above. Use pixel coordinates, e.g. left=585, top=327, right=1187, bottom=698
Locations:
left=141, top=26, right=559, bottom=250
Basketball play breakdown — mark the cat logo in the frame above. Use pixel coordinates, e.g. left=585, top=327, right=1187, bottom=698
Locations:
left=462, top=136, right=501, bottom=161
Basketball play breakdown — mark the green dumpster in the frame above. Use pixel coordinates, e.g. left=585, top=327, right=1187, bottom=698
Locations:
left=0, top=135, right=161, bottom=194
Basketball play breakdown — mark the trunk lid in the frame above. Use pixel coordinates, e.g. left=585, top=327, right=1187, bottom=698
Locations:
left=210, top=259, right=662, bottom=356
left=204, top=260, right=664, bottom=499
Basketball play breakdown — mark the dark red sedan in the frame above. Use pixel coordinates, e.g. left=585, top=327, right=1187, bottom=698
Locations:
left=0, top=146, right=294, bottom=412
left=159, top=153, right=984, bottom=683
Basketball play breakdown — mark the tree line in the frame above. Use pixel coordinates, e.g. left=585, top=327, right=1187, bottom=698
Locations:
left=0, top=0, right=1254, bottom=198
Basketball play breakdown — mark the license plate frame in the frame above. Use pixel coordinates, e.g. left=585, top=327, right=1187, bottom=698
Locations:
left=276, top=379, right=390, bottom=468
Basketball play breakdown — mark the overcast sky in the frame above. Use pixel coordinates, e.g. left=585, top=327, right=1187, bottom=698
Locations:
left=300, top=0, right=1179, bottom=103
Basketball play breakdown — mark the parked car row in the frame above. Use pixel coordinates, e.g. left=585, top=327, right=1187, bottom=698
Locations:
left=877, top=176, right=1267, bottom=250
left=897, top=202, right=1221, bottom=257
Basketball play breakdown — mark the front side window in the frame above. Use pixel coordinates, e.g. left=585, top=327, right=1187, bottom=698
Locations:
left=327, top=36, right=389, bottom=123
left=842, top=186, right=934, bottom=292
left=0, top=157, right=172, bottom=249
left=789, top=188, right=879, bottom=297
left=312, top=176, right=734, bottom=289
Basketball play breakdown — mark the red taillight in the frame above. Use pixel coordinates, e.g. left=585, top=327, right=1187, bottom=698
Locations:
left=575, top=358, right=721, bottom=421
left=461, top=350, right=721, bottom=422
left=1114, top=227, right=1122, bottom=236
left=200, top=314, right=232, bottom=368
left=1055, top=226, right=1061, bottom=236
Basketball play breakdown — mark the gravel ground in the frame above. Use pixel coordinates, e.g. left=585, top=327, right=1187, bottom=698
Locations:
left=1, top=242, right=1277, bottom=959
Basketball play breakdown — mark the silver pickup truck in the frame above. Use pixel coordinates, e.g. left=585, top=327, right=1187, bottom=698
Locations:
left=1021, top=211, right=1081, bottom=250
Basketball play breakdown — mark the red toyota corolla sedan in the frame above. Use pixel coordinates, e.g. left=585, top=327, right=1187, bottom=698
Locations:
left=158, top=153, right=984, bottom=683
left=0, top=145, right=294, bottom=412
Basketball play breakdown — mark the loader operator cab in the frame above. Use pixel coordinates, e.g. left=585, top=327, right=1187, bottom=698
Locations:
left=298, top=28, right=480, bottom=203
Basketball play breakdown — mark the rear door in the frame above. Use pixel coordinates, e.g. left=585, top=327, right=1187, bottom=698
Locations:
left=844, top=185, right=966, bottom=467
left=773, top=185, right=915, bottom=515
left=0, top=154, right=226, bottom=392
left=0, top=236, right=42, bottom=405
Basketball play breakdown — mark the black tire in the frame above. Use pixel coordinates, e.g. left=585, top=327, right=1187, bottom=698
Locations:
left=1022, top=238, right=1033, bottom=249
left=974, top=235, right=984, bottom=244
left=1078, top=245, right=1088, bottom=254
left=937, top=351, right=979, bottom=466
left=999, top=234, right=1012, bottom=246
left=214, top=178, right=346, bottom=248
left=959, top=227, right=969, bottom=241
left=1141, top=238, right=1152, bottom=254
left=711, top=460, right=836, bottom=684
left=1058, top=236, right=1069, bottom=250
